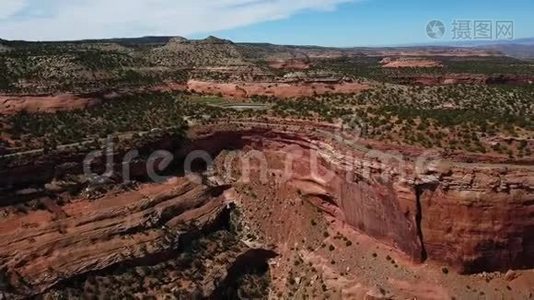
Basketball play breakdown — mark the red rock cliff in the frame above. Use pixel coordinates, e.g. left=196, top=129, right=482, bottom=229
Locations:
left=192, top=122, right=534, bottom=273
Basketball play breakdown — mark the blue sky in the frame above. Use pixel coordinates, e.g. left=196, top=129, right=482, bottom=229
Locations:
left=0, top=0, right=533, bottom=46
left=204, top=0, right=534, bottom=46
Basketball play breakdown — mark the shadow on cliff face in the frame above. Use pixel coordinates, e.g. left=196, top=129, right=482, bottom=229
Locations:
left=415, top=183, right=434, bottom=262
left=210, top=249, right=278, bottom=300
left=462, top=229, right=534, bottom=274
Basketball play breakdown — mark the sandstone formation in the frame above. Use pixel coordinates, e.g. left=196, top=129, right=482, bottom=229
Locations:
left=380, top=57, right=443, bottom=68
left=396, top=74, right=534, bottom=85
left=0, top=177, right=232, bottom=295
left=268, top=58, right=311, bottom=70
left=0, top=78, right=369, bottom=115
left=420, top=164, right=534, bottom=273
left=186, top=79, right=369, bottom=99
left=1, top=120, right=533, bottom=298
left=189, top=121, right=534, bottom=273
left=0, top=94, right=101, bottom=115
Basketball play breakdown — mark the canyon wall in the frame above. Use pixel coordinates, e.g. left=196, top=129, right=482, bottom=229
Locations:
left=419, top=165, right=534, bottom=273
left=1, top=122, right=533, bottom=275
left=195, top=124, right=534, bottom=273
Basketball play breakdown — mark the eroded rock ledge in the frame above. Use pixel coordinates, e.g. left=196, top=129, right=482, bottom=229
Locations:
left=0, top=178, right=234, bottom=296
left=190, top=122, right=534, bottom=274
left=0, top=120, right=533, bottom=297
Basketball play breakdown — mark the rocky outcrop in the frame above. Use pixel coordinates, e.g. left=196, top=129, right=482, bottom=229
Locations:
left=202, top=126, right=425, bottom=262
left=1, top=121, right=533, bottom=275
left=268, top=58, right=311, bottom=70
left=395, top=74, right=534, bottom=85
left=186, top=79, right=369, bottom=99
left=380, top=57, right=443, bottom=68
left=0, top=133, right=184, bottom=205
left=0, top=94, right=101, bottom=115
left=418, top=164, right=534, bottom=273
left=191, top=122, right=534, bottom=273
left=0, top=178, right=231, bottom=295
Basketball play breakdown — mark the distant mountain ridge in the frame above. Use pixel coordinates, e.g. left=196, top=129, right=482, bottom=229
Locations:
left=1, top=35, right=533, bottom=58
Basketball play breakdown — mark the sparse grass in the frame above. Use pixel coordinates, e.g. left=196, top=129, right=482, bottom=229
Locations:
left=42, top=230, right=270, bottom=298
left=1, top=93, right=229, bottom=152
left=260, top=84, right=534, bottom=156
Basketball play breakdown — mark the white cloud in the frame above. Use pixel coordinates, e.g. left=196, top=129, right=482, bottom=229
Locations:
left=0, top=0, right=27, bottom=19
left=0, top=0, right=354, bottom=41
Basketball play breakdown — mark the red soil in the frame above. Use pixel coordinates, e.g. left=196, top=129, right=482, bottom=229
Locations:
left=186, top=79, right=369, bottom=99
left=0, top=79, right=368, bottom=114
left=381, top=57, right=443, bottom=68
left=0, top=94, right=101, bottom=115
left=268, top=59, right=311, bottom=70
